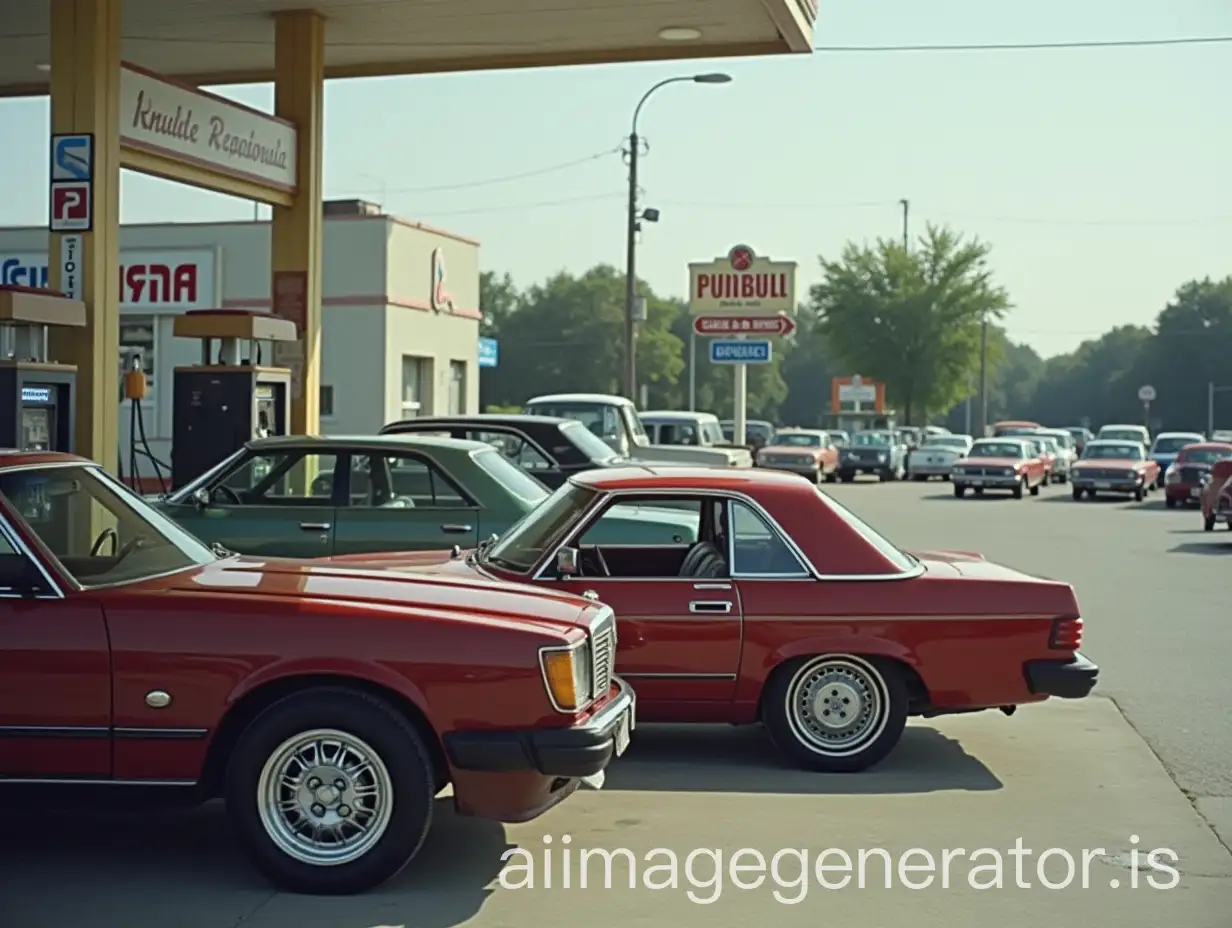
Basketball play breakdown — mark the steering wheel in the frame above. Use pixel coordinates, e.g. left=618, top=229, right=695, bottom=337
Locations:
left=592, top=545, right=611, bottom=577
left=212, top=485, right=242, bottom=504
left=90, top=528, right=118, bottom=557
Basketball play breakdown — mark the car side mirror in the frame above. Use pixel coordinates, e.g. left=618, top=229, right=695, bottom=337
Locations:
left=192, top=488, right=211, bottom=510
left=556, top=546, right=580, bottom=578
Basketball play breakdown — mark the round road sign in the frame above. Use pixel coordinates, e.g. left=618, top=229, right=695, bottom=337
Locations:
left=728, top=245, right=754, bottom=271
left=1138, top=384, right=1156, bottom=403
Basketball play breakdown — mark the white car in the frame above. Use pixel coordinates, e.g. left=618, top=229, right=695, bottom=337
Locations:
left=907, top=434, right=974, bottom=480
left=1036, top=429, right=1079, bottom=483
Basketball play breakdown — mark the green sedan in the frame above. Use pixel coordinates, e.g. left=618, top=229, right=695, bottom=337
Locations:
left=156, top=434, right=697, bottom=557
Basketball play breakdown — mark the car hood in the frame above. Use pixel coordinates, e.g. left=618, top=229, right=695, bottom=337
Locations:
left=760, top=445, right=820, bottom=455
left=1073, top=458, right=1142, bottom=469
left=160, top=556, right=595, bottom=634
left=911, top=447, right=962, bottom=456
left=955, top=456, right=1021, bottom=467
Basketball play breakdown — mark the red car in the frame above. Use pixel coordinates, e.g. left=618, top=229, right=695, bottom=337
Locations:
left=950, top=437, right=1048, bottom=498
left=1165, top=442, right=1232, bottom=509
left=1201, top=459, right=1232, bottom=530
left=0, top=452, right=634, bottom=894
left=1070, top=439, right=1160, bottom=501
left=333, top=466, right=1098, bottom=774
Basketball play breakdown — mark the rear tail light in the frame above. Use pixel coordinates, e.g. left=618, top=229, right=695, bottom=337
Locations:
left=1049, top=617, right=1083, bottom=651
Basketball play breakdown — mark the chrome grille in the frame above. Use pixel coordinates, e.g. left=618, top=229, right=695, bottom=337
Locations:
left=589, top=610, right=617, bottom=698
left=1080, top=467, right=1131, bottom=480
left=1178, top=465, right=1209, bottom=483
left=959, top=465, right=1012, bottom=476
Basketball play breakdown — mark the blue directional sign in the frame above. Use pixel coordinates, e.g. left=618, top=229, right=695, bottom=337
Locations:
left=51, top=134, right=94, bottom=181
left=709, top=339, right=772, bottom=364
left=478, top=336, right=499, bottom=368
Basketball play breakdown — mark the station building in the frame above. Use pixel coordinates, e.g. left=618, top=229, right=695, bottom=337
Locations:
left=0, top=198, right=480, bottom=486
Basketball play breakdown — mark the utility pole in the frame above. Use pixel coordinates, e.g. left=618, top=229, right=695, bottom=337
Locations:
left=623, top=133, right=640, bottom=400
left=899, top=199, right=909, bottom=251
left=977, top=316, right=989, bottom=435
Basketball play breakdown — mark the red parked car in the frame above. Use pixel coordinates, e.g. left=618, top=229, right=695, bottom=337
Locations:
left=1070, top=439, right=1160, bottom=502
left=1165, top=442, right=1232, bottom=509
left=1201, top=459, right=1232, bottom=530
left=0, top=452, right=633, bottom=894
left=332, top=466, right=1098, bottom=774
left=950, top=437, right=1049, bottom=498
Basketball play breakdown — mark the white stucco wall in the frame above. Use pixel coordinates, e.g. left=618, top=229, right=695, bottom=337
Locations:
left=0, top=210, right=480, bottom=483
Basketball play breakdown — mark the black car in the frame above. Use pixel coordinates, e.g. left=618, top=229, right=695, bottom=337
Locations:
left=379, top=414, right=624, bottom=489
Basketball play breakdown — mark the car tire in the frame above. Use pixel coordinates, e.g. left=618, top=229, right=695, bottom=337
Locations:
left=1072, top=487, right=1083, bottom=501
left=1013, top=479, right=1025, bottom=500
left=1029, top=482, right=1041, bottom=497
left=1165, top=497, right=1176, bottom=509
left=879, top=470, right=891, bottom=482
left=825, top=472, right=838, bottom=483
left=1134, top=486, right=1145, bottom=502
left=913, top=474, right=927, bottom=482
left=1042, top=473, right=1051, bottom=486
left=762, top=654, right=909, bottom=773
left=224, top=687, right=436, bottom=895
left=1204, top=515, right=1215, bottom=531
left=839, top=472, right=853, bottom=483
left=954, top=484, right=965, bottom=498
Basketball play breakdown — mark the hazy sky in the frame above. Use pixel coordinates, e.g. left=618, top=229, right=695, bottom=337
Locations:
left=1, top=0, right=1228, bottom=358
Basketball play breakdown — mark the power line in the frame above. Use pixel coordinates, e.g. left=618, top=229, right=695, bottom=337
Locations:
left=414, top=192, right=625, bottom=217
left=334, top=147, right=620, bottom=196
left=813, top=36, right=1232, bottom=52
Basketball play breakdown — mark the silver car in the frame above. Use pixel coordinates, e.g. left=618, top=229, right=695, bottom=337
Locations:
left=907, top=434, right=974, bottom=480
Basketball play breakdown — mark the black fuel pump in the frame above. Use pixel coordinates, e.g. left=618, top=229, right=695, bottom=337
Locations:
left=170, top=309, right=296, bottom=488
left=0, top=286, right=84, bottom=452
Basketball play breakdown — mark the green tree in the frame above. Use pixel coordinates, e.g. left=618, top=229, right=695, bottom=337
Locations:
left=809, top=225, right=1011, bottom=424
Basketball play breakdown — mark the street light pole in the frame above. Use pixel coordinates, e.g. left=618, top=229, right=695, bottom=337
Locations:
left=899, top=199, right=909, bottom=251
left=977, top=315, right=989, bottom=435
left=623, top=73, right=731, bottom=401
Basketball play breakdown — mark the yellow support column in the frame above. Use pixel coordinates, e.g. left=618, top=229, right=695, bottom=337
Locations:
left=271, top=10, right=325, bottom=435
left=48, top=0, right=121, bottom=466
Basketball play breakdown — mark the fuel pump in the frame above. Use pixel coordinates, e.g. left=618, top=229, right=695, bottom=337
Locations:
left=170, top=309, right=295, bottom=489
left=0, top=285, right=85, bottom=452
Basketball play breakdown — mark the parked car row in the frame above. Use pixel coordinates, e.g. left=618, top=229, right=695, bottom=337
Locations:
left=0, top=413, right=1100, bottom=894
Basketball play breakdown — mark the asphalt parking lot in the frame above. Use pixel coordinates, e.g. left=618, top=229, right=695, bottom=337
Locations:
left=6, top=477, right=1231, bottom=926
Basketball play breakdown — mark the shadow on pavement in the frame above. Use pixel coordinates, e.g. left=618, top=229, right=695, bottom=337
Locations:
left=1170, top=540, right=1232, bottom=556
left=606, top=722, right=1001, bottom=794
left=3, top=796, right=509, bottom=927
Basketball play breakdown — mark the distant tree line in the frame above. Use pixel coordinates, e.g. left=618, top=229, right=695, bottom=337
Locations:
left=478, top=232, right=1232, bottom=434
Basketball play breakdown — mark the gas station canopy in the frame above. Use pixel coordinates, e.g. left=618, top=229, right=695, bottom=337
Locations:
left=0, top=0, right=816, bottom=96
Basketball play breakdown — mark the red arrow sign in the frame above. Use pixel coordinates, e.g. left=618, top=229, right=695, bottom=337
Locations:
left=693, top=314, right=796, bottom=337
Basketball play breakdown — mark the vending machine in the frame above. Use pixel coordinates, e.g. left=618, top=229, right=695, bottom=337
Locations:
left=0, top=286, right=84, bottom=452
left=170, top=309, right=296, bottom=488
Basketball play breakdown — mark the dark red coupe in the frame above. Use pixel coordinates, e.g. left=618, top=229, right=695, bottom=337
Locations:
left=333, top=466, right=1098, bottom=774
left=1164, top=442, right=1232, bottom=508
left=0, top=452, right=633, bottom=894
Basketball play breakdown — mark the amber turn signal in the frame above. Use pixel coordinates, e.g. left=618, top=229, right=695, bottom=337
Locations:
left=540, top=642, right=592, bottom=712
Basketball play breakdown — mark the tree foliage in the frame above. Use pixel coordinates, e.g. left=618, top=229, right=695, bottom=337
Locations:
left=808, top=225, right=1010, bottom=424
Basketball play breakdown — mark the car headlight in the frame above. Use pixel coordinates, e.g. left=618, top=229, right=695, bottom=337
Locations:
left=540, top=638, right=594, bottom=712
left=1165, top=467, right=1180, bottom=483
left=1002, top=468, right=1016, bottom=476
left=877, top=453, right=887, bottom=462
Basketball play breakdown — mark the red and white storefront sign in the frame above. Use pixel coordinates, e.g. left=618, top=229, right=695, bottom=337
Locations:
left=693, top=314, right=796, bottom=336
left=688, top=244, right=798, bottom=316
left=0, top=248, right=216, bottom=309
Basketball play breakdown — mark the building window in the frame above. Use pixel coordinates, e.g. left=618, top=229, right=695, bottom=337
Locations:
left=320, top=385, right=334, bottom=417
left=119, top=317, right=156, bottom=393
left=448, top=361, right=466, bottom=415
left=401, top=355, right=432, bottom=417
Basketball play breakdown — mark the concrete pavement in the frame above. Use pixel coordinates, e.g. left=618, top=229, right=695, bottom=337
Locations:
left=5, top=475, right=1229, bottom=925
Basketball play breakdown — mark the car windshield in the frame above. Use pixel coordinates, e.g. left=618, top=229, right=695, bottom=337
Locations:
left=482, top=482, right=597, bottom=572
left=775, top=433, right=823, bottom=447
left=831, top=431, right=850, bottom=444
left=969, top=442, right=1025, bottom=459
left=1152, top=436, right=1201, bottom=454
left=470, top=449, right=549, bottom=504
left=1039, top=438, right=1059, bottom=452
left=924, top=437, right=970, bottom=449
left=559, top=421, right=622, bottom=462
left=813, top=487, right=916, bottom=573
left=1099, top=429, right=1145, bottom=442
left=1083, top=443, right=1144, bottom=460
left=1040, top=432, right=1074, bottom=449
left=0, top=463, right=216, bottom=588
left=527, top=401, right=622, bottom=442
left=1179, top=448, right=1232, bottom=464
left=852, top=432, right=891, bottom=446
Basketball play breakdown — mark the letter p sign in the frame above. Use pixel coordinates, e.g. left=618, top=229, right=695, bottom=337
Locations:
left=50, top=181, right=92, bottom=232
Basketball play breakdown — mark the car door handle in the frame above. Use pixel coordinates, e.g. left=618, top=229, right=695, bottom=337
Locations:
left=441, top=524, right=473, bottom=533
left=689, top=601, right=733, bottom=614
left=299, top=522, right=331, bottom=531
